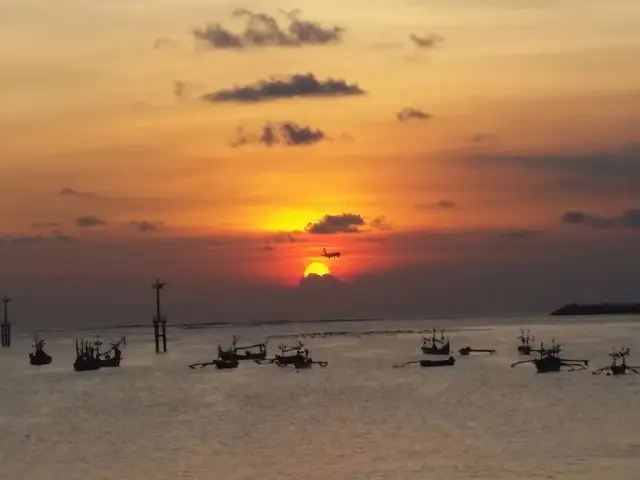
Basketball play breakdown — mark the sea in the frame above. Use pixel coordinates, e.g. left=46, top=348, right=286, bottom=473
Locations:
left=1, top=314, right=639, bottom=480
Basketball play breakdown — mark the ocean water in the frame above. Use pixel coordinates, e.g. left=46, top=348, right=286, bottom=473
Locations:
left=1, top=315, right=639, bottom=480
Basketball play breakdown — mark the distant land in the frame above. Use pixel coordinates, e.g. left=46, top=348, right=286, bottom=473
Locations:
left=550, top=303, right=640, bottom=316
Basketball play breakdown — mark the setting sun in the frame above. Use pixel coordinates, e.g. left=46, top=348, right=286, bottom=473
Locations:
left=304, top=262, right=330, bottom=278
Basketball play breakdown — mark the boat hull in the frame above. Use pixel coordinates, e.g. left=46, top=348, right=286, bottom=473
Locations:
left=219, top=351, right=266, bottom=361
left=518, top=345, right=532, bottom=355
left=215, top=359, right=239, bottom=369
left=29, top=352, right=52, bottom=365
left=533, top=357, right=561, bottom=373
left=98, top=358, right=121, bottom=368
left=74, top=358, right=101, bottom=371
left=419, top=356, right=456, bottom=367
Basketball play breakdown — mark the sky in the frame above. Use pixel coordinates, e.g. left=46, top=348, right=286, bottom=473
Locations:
left=2, top=0, right=640, bottom=328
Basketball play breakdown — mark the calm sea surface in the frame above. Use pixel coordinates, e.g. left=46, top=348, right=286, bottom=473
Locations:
left=1, top=315, right=639, bottom=480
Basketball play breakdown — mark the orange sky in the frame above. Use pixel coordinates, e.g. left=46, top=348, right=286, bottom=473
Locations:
left=2, top=0, right=640, bottom=325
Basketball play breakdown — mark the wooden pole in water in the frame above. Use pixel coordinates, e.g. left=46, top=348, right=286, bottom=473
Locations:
left=1, top=296, right=11, bottom=347
left=151, top=279, right=167, bottom=353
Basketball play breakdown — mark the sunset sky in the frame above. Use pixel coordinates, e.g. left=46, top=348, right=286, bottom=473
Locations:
left=2, top=0, right=640, bottom=327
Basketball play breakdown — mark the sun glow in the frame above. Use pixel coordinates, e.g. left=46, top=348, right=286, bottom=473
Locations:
left=304, top=262, right=330, bottom=277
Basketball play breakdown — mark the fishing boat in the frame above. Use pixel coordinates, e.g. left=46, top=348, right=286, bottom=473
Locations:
left=511, top=340, right=588, bottom=373
left=73, top=339, right=101, bottom=371
left=458, top=346, right=496, bottom=356
left=517, top=329, right=534, bottom=355
left=218, top=335, right=267, bottom=361
left=592, top=347, right=639, bottom=376
left=189, top=358, right=239, bottom=369
left=255, top=341, right=328, bottom=368
left=93, top=336, right=125, bottom=368
left=29, top=333, right=52, bottom=365
left=394, top=356, right=456, bottom=368
left=421, top=329, right=450, bottom=355
left=420, top=356, right=456, bottom=367
left=274, top=341, right=308, bottom=366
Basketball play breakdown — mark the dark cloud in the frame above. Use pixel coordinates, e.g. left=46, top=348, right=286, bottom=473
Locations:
left=397, top=108, right=431, bottom=122
left=409, top=33, right=444, bottom=49
left=60, top=188, right=101, bottom=200
left=561, top=209, right=640, bottom=230
left=31, top=221, right=62, bottom=229
left=129, top=220, right=164, bottom=232
left=193, top=9, right=343, bottom=49
left=494, top=229, right=542, bottom=239
left=369, top=216, right=392, bottom=231
left=233, top=122, right=327, bottom=147
left=273, top=231, right=298, bottom=243
left=75, top=215, right=107, bottom=228
left=416, top=199, right=458, bottom=211
left=201, top=73, right=365, bottom=103
left=305, top=213, right=389, bottom=234
left=0, top=231, right=72, bottom=246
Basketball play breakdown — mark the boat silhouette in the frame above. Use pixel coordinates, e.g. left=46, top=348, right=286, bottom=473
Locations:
left=29, top=333, right=52, bottom=366
left=511, top=340, right=588, bottom=373
left=218, top=335, right=267, bottom=361
left=421, top=329, right=450, bottom=355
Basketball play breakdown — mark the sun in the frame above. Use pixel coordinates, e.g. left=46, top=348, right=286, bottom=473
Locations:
left=304, top=262, right=330, bottom=278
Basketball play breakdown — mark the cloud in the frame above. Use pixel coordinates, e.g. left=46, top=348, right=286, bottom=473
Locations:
left=470, top=133, right=498, bottom=145
left=129, top=220, right=164, bottom=232
left=60, top=188, right=101, bottom=200
left=369, top=216, right=392, bottom=231
left=416, top=199, right=458, bottom=211
left=561, top=209, right=640, bottom=230
left=494, top=229, right=542, bottom=239
left=75, top=215, right=107, bottom=228
left=32, top=221, right=62, bottom=229
left=201, top=73, right=365, bottom=103
left=193, top=9, right=343, bottom=49
left=0, top=231, right=72, bottom=246
left=232, top=121, right=327, bottom=147
left=397, top=108, right=431, bottom=122
left=154, top=37, right=177, bottom=49
left=304, top=213, right=389, bottom=234
left=409, top=33, right=444, bottom=49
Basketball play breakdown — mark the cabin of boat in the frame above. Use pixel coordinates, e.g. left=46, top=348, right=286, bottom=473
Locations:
left=218, top=335, right=267, bottom=361
left=517, top=329, right=534, bottom=355
left=29, top=334, right=52, bottom=365
left=421, top=329, right=451, bottom=355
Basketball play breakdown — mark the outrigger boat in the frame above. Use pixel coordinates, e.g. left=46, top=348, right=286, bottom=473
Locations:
left=256, top=340, right=328, bottom=369
left=517, top=329, right=534, bottom=355
left=218, top=335, right=267, bottom=361
left=421, top=329, right=451, bottom=355
left=592, top=347, right=640, bottom=376
left=394, top=356, right=456, bottom=368
left=29, top=333, right=52, bottom=365
left=458, top=346, right=496, bottom=356
left=511, top=340, right=588, bottom=373
left=188, top=358, right=239, bottom=370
